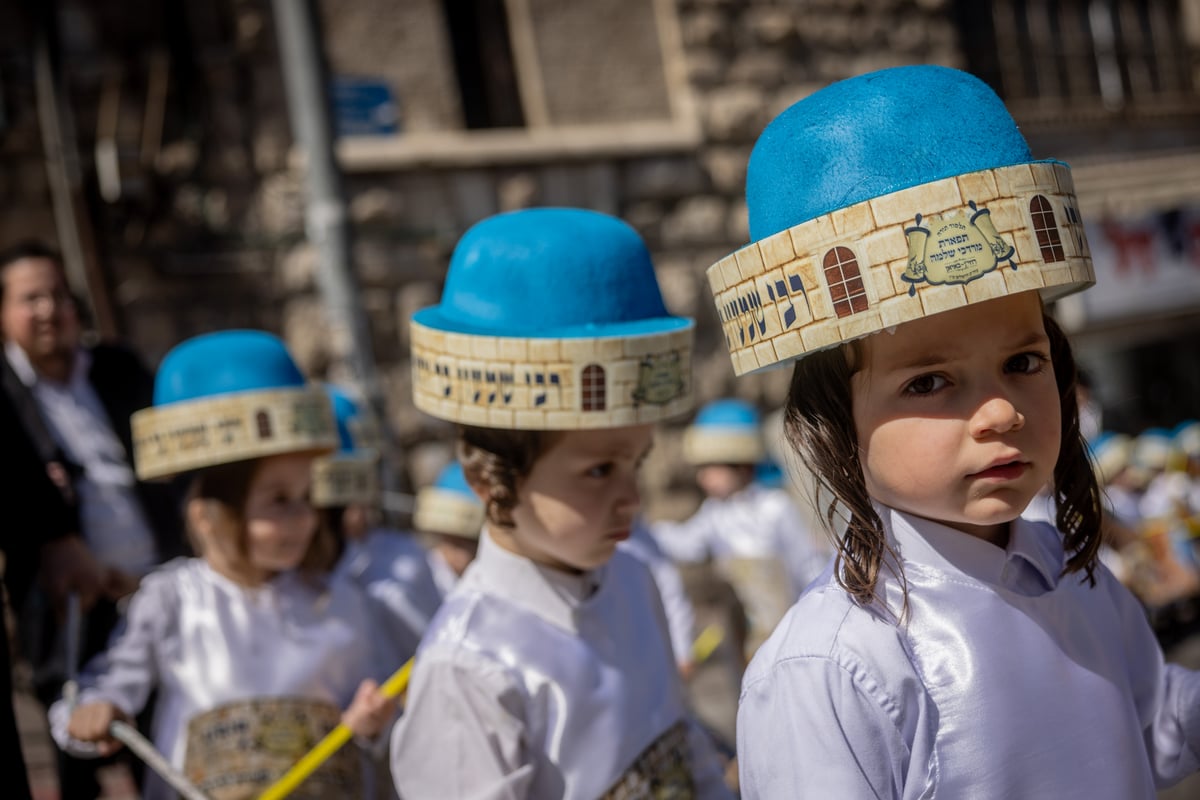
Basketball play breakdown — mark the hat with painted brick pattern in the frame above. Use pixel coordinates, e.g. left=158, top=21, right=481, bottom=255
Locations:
left=414, top=462, right=485, bottom=539
left=683, top=399, right=766, bottom=466
left=311, top=385, right=381, bottom=508
left=132, top=330, right=336, bottom=480
left=410, top=208, right=694, bottom=430
left=707, top=65, right=1095, bottom=375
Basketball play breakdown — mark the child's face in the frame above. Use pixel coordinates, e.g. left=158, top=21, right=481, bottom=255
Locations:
left=243, top=452, right=319, bottom=574
left=505, top=425, right=654, bottom=572
left=696, top=464, right=754, bottom=500
left=850, top=292, right=1061, bottom=544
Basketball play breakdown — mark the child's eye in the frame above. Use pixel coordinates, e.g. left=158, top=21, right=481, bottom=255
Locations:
left=586, top=462, right=614, bottom=479
left=902, top=374, right=947, bottom=396
left=1005, top=352, right=1048, bottom=375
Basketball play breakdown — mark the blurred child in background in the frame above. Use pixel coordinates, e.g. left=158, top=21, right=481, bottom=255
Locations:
left=317, top=385, right=442, bottom=663
left=653, top=398, right=826, bottom=655
left=412, top=461, right=485, bottom=597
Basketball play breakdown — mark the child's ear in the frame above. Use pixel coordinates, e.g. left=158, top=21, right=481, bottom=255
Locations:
left=185, top=497, right=223, bottom=545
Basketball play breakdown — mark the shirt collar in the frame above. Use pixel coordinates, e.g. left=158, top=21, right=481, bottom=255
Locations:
left=4, top=340, right=88, bottom=389
left=462, top=528, right=606, bottom=634
left=882, top=505, right=1063, bottom=593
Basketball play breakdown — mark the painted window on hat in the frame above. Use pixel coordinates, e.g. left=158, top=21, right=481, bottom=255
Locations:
left=823, top=247, right=869, bottom=319
left=1030, top=196, right=1065, bottom=263
left=256, top=411, right=273, bottom=439
left=581, top=364, right=606, bottom=412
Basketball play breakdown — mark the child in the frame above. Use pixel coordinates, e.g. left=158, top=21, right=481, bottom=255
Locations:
left=705, top=65, right=1200, bottom=796
left=412, top=460, right=485, bottom=597
left=49, top=330, right=397, bottom=800
left=653, top=398, right=827, bottom=655
left=316, top=385, right=443, bottom=660
left=391, top=207, right=732, bottom=798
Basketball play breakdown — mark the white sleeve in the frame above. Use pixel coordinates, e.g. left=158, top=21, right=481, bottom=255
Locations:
left=48, top=573, right=175, bottom=757
left=1115, top=576, right=1200, bottom=786
left=652, top=555, right=697, bottom=668
left=1147, top=663, right=1200, bottom=786
left=737, top=655, right=907, bottom=800
left=651, top=505, right=717, bottom=564
left=390, top=647, right=533, bottom=800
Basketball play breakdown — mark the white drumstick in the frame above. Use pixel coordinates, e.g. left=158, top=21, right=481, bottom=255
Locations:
left=108, top=720, right=211, bottom=800
left=62, top=592, right=82, bottom=711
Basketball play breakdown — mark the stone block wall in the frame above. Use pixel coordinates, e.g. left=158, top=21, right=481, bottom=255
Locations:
left=0, top=0, right=964, bottom=520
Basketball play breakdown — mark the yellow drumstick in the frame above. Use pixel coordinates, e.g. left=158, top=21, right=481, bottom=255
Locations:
left=691, top=623, right=725, bottom=665
left=258, top=658, right=413, bottom=800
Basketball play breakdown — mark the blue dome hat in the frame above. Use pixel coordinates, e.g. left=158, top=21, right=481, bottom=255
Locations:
left=707, top=65, right=1096, bottom=375
left=683, top=398, right=766, bottom=465
left=414, top=462, right=485, bottom=539
left=410, top=208, right=694, bottom=430
left=311, top=385, right=382, bottom=508
left=1088, top=432, right=1133, bottom=484
left=132, top=330, right=336, bottom=480
left=1132, top=428, right=1178, bottom=472
left=1174, top=420, right=1200, bottom=459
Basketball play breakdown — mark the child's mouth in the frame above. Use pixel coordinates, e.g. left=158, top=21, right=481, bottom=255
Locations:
left=970, top=461, right=1028, bottom=481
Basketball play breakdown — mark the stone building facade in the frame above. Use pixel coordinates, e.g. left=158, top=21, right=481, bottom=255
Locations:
left=1, top=0, right=1198, bottom=516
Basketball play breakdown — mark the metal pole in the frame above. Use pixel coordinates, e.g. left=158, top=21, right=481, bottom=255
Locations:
left=270, top=0, right=404, bottom=499
left=32, top=3, right=119, bottom=339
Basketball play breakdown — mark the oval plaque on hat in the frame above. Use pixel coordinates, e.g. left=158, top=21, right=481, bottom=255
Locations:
left=708, top=65, right=1095, bottom=375
left=410, top=208, right=694, bottom=429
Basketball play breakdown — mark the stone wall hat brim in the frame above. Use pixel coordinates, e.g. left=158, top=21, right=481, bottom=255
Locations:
left=414, top=486, right=486, bottom=539
left=132, top=385, right=337, bottom=480
left=311, top=451, right=381, bottom=508
left=410, top=315, right=694, bottom=430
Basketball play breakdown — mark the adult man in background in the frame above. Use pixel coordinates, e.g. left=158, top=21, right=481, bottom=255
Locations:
left=0, top=240, right=182, bottom=797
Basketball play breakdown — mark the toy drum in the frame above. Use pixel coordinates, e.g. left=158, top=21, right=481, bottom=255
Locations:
left=183, top=697, right=361, bottom=800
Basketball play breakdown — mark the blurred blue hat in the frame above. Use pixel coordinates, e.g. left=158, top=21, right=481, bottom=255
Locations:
left=414, top=462, right=485, bottom=539
left=311, top=385, right=381, bottom=508
left=1173, top=420, right=1200, bottom=458
left=683, top=398, right=765, bottom=465
left=132, top=330, right=335, bottom=480
left=1088, top=432, right=1133, bottom=484
left=410, top=208, right=693, bottom=430
left=707, top=65, right=1095, bottom=376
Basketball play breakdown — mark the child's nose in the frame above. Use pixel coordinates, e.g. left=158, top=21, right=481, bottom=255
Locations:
left=970, top=394, right=1026, bottom=438
left=614, top=474, right=641, bottom=515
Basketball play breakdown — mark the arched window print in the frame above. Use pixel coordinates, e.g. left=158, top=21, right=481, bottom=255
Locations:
left=822, top=247, right=868, bottom=318
left=581, top=364, right=606, bottom=412
left=255, top=410, right=273, bottom=439
left=1030, top=196, right=1065, bottom=263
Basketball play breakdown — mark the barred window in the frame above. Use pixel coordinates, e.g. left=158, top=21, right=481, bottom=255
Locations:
left=1030, top=195, right=1066, bottom=262
left=823, top=247, right=869, bottom=318
left=957, top=0, right=1199, bottom=121
left=581, top=364, right=606, bottom=411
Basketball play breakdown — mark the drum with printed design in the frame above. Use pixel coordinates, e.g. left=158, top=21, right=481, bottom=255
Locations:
left=183, top=697, right=361, bottom=800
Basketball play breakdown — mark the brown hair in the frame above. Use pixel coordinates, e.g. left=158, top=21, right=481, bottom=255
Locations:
left=457, top=426, right=557, bottom=528
left=186, top=458, right=337, bottom=578
left=783, top=311, right=1103, bottom=612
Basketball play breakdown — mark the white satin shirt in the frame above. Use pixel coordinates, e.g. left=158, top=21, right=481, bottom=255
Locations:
left=738, top=506, right=1200, bottom=799
left=390, top=530, right=732, bottom=799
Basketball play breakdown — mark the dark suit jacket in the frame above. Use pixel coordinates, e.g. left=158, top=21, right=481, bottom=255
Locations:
left=0, top=342, right=184, bottom=612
